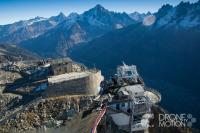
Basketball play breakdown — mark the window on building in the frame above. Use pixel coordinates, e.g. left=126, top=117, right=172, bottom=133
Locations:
left=116, top=104, right=120, bottom=110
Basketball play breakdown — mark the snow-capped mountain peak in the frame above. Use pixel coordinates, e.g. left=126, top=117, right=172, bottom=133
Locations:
left=27, top=16, right=47, bottom=25
left=129, top=12, right=151, bottom=22
left=81, top=4, right=134, bottom=27
left=155, top=1, right=200, bottom=28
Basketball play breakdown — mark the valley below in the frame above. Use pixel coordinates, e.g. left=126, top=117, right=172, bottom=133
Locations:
left=69, top=56, right=200, bottom=129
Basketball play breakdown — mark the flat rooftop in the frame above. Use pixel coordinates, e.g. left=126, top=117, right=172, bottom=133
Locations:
left=109, top=112, right=151, bottom=131
left=118, top=85, right=144, bottom=95
left=48, top=71, right=92, bottom=84
left=110, top=113, right=130, bottom=126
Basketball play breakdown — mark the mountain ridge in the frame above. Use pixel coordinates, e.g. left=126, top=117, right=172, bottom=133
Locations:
left=0, top=13, right=67, bottom=44
left=20, top=5, right=136, bottom=57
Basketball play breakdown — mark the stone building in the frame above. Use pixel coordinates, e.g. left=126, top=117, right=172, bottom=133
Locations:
left=50, top=61, right=86, bottom=76
left=44, top=69, right=104, bottom=97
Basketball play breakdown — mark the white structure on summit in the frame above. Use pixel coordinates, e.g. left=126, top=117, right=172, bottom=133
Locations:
left=117, top=62, right=139, bottom=79
left=101, top=62, right=161, bottom=132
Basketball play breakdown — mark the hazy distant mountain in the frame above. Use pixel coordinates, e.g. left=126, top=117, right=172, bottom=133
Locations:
left=0, top=44, right=39, bottom=63
left=129, top=12, right=151, bottom=22
left=0, top=13, right=67, bottom=44
left=20, top=5, right=136, bottom=57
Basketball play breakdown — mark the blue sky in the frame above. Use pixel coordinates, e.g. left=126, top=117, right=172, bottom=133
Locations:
left=0, top=0, right=198, bottom=25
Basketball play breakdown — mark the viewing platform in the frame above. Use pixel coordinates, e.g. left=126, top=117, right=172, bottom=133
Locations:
left=144, top=87, right=161, bottom=104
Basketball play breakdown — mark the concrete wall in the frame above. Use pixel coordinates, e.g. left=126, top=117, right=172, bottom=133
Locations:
left=44, top=70, right=104, bottom=97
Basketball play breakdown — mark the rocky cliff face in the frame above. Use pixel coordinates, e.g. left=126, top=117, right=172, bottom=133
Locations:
left=0, top=44, right=39, bottom=63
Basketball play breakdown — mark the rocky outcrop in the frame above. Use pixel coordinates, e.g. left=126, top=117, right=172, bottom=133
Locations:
left=0, top=96, right=95, bottom=133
